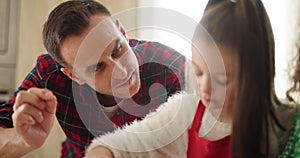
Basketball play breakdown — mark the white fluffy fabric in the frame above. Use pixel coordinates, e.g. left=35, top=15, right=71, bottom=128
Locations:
left=87, top=92, right=200, bottom=158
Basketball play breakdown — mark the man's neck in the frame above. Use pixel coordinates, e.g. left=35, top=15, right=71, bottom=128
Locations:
left=96, top=93, right=121, bottom=107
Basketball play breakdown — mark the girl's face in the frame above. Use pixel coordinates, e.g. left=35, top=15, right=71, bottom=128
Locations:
left=191, top=45, right=238, bottom=123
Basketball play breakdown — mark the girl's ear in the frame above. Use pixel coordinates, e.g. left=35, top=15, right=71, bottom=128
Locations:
left=60, top=68, right=85, bottom=85
left=115, top=19, right=129, bottom=41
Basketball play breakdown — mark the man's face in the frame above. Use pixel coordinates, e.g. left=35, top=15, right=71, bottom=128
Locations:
left=60, top=15, right=140, bottom=99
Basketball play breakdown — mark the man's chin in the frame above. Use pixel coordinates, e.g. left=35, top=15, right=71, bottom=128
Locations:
left=118, top=89, right=139, bottom=99
left=116, top=87, right=140, bottom=99
left=114, top=93, right=134, bottom=99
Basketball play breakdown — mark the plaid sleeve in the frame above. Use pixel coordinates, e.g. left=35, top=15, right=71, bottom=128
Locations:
left=0, top=54, right=56, bottom=128
left=157, top=43, right=186, bottom=96
left=0, top=103, right=14, bottom=128
left=137, top=41, right=186, bottom=96
left=128, top=39, right=147, bottom=48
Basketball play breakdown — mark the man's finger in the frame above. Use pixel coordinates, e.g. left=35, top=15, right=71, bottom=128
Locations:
left=27, top=88, right=57, bottom=114
left=18, top=104, right=44, bottom=123
left=27, top=88, right=56, bottom=102
left=45, top=97, right=57, bottom=114
left=14, top=91, right=46, bottom=111
left=12, top=111, right=35, bottom=127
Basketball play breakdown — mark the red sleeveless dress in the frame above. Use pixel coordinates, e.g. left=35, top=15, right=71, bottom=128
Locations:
left=187, top=101, right=232, bottom=158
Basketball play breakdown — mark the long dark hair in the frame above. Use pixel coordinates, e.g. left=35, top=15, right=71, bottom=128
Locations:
left=199, top=0, right=282, bottom=157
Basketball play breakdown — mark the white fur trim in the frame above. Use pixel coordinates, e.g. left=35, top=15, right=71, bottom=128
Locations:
left=87, top=92, right=199, bottom=157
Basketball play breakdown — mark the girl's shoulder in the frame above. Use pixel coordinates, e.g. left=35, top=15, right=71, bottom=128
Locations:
left=276, top=99, right=299, bottom=122
left=276, top=99, right=300, bottom=157
left=275, top=99, right=298, bottom=128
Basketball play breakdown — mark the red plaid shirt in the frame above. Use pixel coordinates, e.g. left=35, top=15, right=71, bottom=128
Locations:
left=0, top=39, right=185, bottom=157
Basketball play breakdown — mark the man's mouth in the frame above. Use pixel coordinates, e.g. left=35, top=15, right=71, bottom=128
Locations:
left=116, top=73, right=133, bottom=88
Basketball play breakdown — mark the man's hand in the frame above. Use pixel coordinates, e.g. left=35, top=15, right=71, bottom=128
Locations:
left=12, top=88, right=57, bottom=149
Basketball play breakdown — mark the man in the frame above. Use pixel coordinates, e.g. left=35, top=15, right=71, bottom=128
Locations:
left=0, top=0, right=185, bottom=157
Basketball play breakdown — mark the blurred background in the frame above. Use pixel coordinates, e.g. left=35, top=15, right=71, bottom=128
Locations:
left=0, top=0, right=299, bottom=157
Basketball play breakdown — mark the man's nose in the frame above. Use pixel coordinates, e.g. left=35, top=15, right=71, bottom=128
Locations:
left=112, top=61, right=128, bottom=79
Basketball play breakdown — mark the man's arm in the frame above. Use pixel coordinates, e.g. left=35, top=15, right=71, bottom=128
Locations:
left=0, top=127, right=34, bottom=158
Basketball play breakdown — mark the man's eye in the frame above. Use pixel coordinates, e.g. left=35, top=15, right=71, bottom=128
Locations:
left=94, top=63, right=105, bottom=72
left=112, top=43, right=122, bottom=58
left=86, top=63, right=105, bottom=73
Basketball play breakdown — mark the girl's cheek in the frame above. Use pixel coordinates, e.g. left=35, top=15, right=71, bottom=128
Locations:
left=196, top=79, right=202, bottom=96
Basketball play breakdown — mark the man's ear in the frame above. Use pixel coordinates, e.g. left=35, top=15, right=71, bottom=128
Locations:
left=60, top=68, right=85, bottom=85
left=116, top=19, right=129, bottom=41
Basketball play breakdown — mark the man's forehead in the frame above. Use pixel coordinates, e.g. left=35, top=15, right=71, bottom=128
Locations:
left=73, top=17, right=122, bottom=69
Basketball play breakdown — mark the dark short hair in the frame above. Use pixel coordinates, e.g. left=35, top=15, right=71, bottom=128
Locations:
left=43, top=0, right=111, bottom=67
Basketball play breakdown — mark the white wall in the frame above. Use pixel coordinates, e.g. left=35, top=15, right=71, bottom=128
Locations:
left=136, top=0, right=207, bottom=60
left=262, top=0, right=300, bottom=99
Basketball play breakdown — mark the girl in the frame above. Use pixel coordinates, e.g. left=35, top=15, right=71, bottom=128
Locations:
left=85, top=0, right=300, bottom=157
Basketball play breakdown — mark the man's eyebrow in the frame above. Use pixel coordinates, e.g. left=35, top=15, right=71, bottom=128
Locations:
left=84, top=38, right=123, bottom=72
